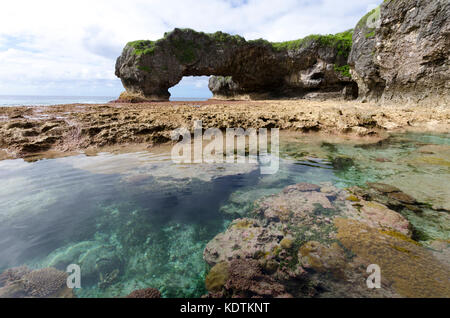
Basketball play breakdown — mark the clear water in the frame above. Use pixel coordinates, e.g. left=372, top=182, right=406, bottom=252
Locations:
left=0, top=132, right=448, bottom=297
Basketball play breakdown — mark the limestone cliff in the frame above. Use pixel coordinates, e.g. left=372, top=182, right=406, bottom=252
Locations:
left=115, top=0, right=449, bottom=104
left=349, top=0, right=450, bottom=105
left=115, top=29, right=355, bottom=101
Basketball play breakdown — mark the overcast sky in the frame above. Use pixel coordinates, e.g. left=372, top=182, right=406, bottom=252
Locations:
left=0, top=0, right=382, bottom=98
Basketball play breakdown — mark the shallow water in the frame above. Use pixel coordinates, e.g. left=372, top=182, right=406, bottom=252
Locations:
left=0, top=95, right=208, bottom=106
left=0, top=132, right=448, bottom=297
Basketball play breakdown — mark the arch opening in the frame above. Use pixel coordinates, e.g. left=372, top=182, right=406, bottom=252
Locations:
left=169, top=76, right=213, bottom=101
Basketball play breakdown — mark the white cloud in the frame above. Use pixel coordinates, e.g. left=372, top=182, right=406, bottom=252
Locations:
left=0, top=0, right=383, bottom=97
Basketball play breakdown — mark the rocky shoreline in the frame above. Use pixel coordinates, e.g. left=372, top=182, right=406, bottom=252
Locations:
left=1, top=99, right=449, bottom=160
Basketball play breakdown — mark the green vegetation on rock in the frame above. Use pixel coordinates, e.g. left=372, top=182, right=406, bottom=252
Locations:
left=271, top=30, right=353, bottom=58
left=137, top=65, right=151, bottom=73
left=127, top=40, right=157, bottom=56
left=356, top=6, right=381, bottom=38
left=127, top=28, right=354, bottom=62
left=334, top=64, right=351, bottom=78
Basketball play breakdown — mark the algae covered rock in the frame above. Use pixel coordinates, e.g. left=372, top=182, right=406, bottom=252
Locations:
left=204, top=182, right=450, bottom=298
left=203, top=218, right=283, bottom=267
left=205, top=259, right=291, bottom=298
left=115, top=28, right=355, bottom=101
left=205, top=262, right=230, bottom=293
left=335, top=218, right=450, bottom=298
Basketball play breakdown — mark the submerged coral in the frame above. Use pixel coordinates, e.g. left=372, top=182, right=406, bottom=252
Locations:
left=206, top=259, right=291, bottom=298
left=204, top=181, right=450, bottom=298
left=0, top=266, right=73, bottom=298
left=125, top=288, right=161, bottom=298
left=335, top=218, right=450, bottom=298
left=1, top=132, right=448, bottom=299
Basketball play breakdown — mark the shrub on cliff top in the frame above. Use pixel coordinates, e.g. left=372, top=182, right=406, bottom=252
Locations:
left=126, top=28, right=354, bottom=63
left=271, top=30, right=353, bottom=57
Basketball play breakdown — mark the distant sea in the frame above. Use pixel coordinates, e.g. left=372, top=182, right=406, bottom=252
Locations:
left=0, top=95, right=210, bottom=106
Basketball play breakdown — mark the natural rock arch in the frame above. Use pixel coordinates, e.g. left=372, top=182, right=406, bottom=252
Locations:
left=115, top=28, right=357, bottom=101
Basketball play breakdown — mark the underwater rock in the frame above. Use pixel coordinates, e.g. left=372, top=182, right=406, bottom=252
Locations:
left=358, top=182, right=420, bottom=211
left=283, top=183, right=321, bottom=193
left=46, top=241, right=98, bottom=270
left=206, top=259, right=291, bottom=298
left=347, top=200, right=411, bottom=236
left=255, top=184, right=337, bottom=223
left=331, top=156, right=355, bottom=171
left=350, top=182, right=450, bottom=243
left=280, top=238, right=294, bottom=250
left=204, top=182, right=444, bottom=297
left=98, top=269, right=120, bottom=290
left=387, top=192, right=417, bottom=205
left=203, top=218, right=283, bottom=267
left=335, top=218, right=450, bottom=298
left=115, top=28, right=354, bottom=101
left=40, top=241, right=123, bottom=287
left=298, top=241, right=348, bottom=279
left=367, top=182, right=401, bottom=194
left=219, top=188, right=284, bottom=218
left=126, top=288, right=161, bottom=298
left=205, top=262, right=230, bottom=293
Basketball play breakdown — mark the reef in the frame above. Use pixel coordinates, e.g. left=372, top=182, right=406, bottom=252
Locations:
left=349, top=0, right=450, bottom=105
left=115, top=28, right=355, bottom=101
left=1, top=100, right=449, bottom=160
left=126, top=288, right=161, bottom=298
left=0, top=266, right=74, bottom=298
left=203, top=182, right=450, bottom=298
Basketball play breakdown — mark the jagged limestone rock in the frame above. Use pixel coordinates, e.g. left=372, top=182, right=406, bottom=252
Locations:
left=115, top=28, right=355, bottom=101
left=349, top=0, right=450, bottom=105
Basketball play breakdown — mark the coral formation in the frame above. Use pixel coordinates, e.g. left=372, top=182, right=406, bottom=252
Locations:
left=335, top=218, right=450, bottom=298
left=125, top=288, right=161, bottom=298
left=1, top=100, right=449, bottom=160
left=206, top=259, right=291, bottom=298
left=0, top=267, right=73, bottom=298
left=204, top=181, right=450, bottom=298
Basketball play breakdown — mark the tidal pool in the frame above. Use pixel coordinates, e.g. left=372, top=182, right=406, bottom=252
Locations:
left=0, top=132, right=449, bottom=297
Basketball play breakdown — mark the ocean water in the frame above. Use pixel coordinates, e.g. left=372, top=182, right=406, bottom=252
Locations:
left=0, top=132, right=448, bottom=297
left=0, top=95, right=209, bottom=106
left=0, top=95, right=116, bottom=106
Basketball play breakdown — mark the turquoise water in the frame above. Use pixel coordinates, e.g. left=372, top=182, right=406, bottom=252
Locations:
left=0, top=132, right=448, bottom=297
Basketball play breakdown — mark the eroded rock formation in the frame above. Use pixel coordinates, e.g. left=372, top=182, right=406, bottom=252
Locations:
left=115, top=29, right=355, bottom=101
left=203, top=182, right=450, bottom=298
left=349, top=0, right=450, bottom=105
left=115, top=0, right=449, bottom=104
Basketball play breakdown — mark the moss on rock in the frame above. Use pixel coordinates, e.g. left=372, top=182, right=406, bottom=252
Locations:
left=205, top=262, right=230, bottom=292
